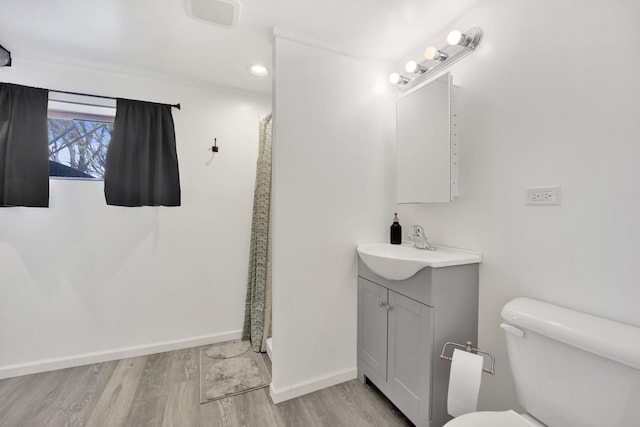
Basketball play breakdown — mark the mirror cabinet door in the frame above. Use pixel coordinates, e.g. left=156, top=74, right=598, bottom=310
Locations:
left=396, top=73, right=452, bottom=203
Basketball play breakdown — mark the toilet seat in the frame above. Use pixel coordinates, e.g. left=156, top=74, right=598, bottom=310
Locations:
left=443, top=410, right=544, bottom=427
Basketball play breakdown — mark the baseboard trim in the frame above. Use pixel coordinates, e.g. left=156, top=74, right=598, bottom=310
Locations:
left=0, top=329, right=242, bottom=380
left=266, top=337, right=273, bottom=361
left=269, top=367, right=357, bottom=404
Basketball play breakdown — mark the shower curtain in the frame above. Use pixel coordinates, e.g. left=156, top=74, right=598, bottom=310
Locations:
left=243, top=114, right=272, bottom=353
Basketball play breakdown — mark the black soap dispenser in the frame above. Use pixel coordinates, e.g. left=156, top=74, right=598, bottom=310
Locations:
left=390, top=213, right=402, bottom=245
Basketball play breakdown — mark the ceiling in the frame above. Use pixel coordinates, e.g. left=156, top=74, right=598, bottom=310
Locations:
left=0, top=0, right=480, bottom=94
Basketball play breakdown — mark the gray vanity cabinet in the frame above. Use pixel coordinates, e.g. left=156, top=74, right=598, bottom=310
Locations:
left=357, top=259, right=479, bottom=427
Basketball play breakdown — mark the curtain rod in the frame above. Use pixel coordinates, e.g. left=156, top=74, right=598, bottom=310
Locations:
left=3, top=82, right=180, bottom=109
left=49, top=89, right=181, bottom=110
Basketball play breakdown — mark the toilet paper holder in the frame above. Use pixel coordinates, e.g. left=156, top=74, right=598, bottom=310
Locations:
left=440, top=341, right=496, bottom=375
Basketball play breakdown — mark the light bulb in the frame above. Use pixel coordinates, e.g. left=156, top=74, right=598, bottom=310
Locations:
left=405, top=60, right=418, bottom=73
left=424, top=47, right=437, bottom=60
left=447, top=30, right=464, bottom=46
left=405, top=60, right=428, bottom=74
left=388, top=72, right=410, bottom=85
left=424, top=47, right=447, bottom=61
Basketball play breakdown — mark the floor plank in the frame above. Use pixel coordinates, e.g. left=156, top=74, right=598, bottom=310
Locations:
left=84, top=355, right=147, bottom=427
left=162, top=380, right=200, bottom=427
left=0, top=374, right=36, bottom=420
left=0, top=369, right=71, bottom=426
left=34, top=362, right=118, bottom=427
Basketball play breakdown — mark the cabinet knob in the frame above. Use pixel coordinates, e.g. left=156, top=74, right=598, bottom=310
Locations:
left=379, top=301, right=386, bottom=308
left=386, top=305, right=394, bottom=311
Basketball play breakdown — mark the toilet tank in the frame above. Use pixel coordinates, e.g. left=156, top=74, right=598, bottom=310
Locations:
left=500, top=297, right=640, bottom=427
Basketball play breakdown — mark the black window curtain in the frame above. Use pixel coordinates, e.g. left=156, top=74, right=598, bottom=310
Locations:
left=104, top=99, right=181, bottom=207
left=0, top=83, right=49, bottom=207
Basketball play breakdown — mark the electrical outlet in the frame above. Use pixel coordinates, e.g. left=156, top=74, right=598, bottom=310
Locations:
left=526, top=185, right=561, bottom=206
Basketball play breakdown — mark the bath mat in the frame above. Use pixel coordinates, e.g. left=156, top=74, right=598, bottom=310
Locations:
left=199, top=339, right=271, bottom=403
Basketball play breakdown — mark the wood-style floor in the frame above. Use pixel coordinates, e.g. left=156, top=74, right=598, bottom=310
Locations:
left=0, top=346, right=413, bottom=426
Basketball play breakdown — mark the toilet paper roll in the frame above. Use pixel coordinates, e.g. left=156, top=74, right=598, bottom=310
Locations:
left=447, top=348, right=484, bottom=417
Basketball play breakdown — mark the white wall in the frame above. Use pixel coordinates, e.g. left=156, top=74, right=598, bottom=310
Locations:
left=0, top=60, right=271, bottom=377
left=394, top=0, right=640, bottom=411
left=271, top=36, right=395, bottom=402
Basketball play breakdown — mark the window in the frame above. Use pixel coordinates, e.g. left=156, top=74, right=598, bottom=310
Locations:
left=47, top=94, right=116, bottom=179
left=48, top=118, right=113, bottom=179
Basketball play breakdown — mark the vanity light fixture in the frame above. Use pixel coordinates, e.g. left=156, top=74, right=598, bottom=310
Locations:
left=0, top=44, right=11, bottom=67
left=405, top=60, right=428, bottom=74
left=388, top=27, right=482, bottom=90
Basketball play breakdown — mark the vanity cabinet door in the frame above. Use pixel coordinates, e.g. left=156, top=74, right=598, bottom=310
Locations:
left=387, top=290, right=433, bottom=417
left=357, top=278, right=388, bottom=380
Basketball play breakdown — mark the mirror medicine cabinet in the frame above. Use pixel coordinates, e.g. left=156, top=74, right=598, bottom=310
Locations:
left=396, top=72, right=459, bottom=203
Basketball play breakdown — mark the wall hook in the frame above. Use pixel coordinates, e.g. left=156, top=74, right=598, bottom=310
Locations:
left=211, top=138, right=219, bottom=153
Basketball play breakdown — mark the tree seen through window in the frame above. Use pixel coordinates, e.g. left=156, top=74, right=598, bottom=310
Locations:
left=48, top=118, right=113, bottom=179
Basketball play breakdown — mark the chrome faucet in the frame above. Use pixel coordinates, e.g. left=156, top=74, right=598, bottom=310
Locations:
left=409, top=225, right=436, bottom=250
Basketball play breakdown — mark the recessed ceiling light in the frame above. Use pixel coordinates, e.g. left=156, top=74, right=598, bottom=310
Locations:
left=247, top=64, right=269, bottom=77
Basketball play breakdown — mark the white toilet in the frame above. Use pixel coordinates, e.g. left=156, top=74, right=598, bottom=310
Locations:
left=444, top=297, right=640, bottom=427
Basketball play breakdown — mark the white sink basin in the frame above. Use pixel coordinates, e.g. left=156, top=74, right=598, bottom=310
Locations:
left=356, top=243, right=481, bottom=281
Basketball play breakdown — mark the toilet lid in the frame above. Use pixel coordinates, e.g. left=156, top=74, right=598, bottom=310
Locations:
left=444, top=410, right=543, bottom=427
